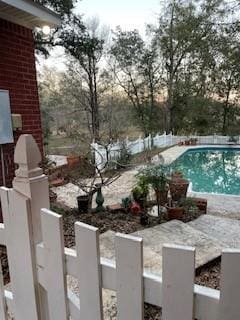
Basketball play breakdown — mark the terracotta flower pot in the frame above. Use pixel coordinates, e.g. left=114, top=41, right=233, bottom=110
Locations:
left=50, top=178, right=65, bottom=187
left=169, top=178, right=189, bottom=201
left=167, top=206, right=184, bottom=220
left=155, top=189, right=168, bottom=206
left=189, top=138, right=197, bottom=146
left=67, top=155, right=80, bottom=168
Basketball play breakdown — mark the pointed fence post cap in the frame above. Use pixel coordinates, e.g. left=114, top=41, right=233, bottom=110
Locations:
left=14, top=134, right=43, bottom=178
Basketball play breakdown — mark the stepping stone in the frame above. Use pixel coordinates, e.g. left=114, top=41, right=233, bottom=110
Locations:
left=100, top=230, right=116, bottom=260
left=100, top=220, right=224, bottom=275
left=188, top=215, right=240, bottom=248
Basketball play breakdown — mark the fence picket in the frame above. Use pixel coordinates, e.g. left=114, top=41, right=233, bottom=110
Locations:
left=219, top=249, right=240, bottom=320
left=162, top=245, right=195, bottom=320
left=0, top=188, right=41, bottom=320
left=75, top=222, right=103, bottom=320
left=41, top=208, right=69, bottom=320
left=115, top=233, right=144, bottom=320
left=0, top=263, right=7, bottom=320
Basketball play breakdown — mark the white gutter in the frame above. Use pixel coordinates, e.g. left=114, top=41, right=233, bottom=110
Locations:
left=0, top=0, right=61, bottom=28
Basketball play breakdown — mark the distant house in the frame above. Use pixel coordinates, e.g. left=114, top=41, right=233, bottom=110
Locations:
left=0, top=0, right=61, bottom=187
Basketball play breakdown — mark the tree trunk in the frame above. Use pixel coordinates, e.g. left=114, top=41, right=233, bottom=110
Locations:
left=166, top=3, right=175, bottom=134
left=222, top=107, right=228, bottom=135
left=166, top=82, right=174, bottom=134
left=93, top=59, right=100, bottom=141
left=222, top=87, right=231, bottom=135
left=88, top=56, right=100, bottom=142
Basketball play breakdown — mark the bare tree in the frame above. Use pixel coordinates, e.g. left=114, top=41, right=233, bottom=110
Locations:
left=60, top=16, right=109, bottom=141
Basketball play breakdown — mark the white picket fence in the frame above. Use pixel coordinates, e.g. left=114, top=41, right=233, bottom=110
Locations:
left=92, top=133, right=240, bottom=169
left=0, top=134, right=240, bottom=319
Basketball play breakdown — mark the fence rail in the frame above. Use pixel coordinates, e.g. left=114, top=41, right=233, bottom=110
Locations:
left=92, top=133, right=240, bottom=169
left=0, top=134, right=240, bottom=319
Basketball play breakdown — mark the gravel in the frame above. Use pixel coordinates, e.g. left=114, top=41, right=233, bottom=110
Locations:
left=0, top=246, right=9, bottom=284
left=196, top=260, right=221, bottom=290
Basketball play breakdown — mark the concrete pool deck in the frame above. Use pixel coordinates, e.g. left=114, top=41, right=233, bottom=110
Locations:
left=53, top=144, right=240, bottom=216
left=159, top=144, right=240, bottom=218
left=53, top=176, right=240, bottom=219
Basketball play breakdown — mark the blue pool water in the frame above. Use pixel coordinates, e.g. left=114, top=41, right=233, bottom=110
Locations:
left=171, top=148, right=240, bottom=195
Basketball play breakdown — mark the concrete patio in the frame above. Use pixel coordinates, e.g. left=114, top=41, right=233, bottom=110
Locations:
left=53, top=166, right=240, bottom=218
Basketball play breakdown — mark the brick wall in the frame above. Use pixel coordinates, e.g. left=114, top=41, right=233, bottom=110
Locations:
left=0, top=18, right=43, bottom=187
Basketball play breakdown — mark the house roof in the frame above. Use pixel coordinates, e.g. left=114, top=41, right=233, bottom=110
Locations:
left=0, top=0, right=61, bottom=29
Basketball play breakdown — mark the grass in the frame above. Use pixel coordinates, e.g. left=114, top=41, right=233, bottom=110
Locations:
left=129, top=146, right=172, bottom=166
left=46, top=135, right=90, bottom=155
left=48, top=136, right=73, bottom=149
left=45, top=129, right=172, bottom=165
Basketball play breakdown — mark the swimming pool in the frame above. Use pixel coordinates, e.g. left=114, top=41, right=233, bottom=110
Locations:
left=171, top=147, right=240, bottom=195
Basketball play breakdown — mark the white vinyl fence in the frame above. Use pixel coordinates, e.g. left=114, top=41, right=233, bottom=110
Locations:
left=92, top=133, right=240, bottom=169
left=1, top=134, right=240, bottom=319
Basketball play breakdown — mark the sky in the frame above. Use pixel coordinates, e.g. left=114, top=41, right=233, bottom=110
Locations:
left=76, top=0, right=160, bottom=34
left=39, top=0, right=161, bottom=70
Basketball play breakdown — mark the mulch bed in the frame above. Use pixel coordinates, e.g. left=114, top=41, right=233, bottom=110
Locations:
left=55, top=203, right=204, bottom=247
left=61, top=208, right=162, bottom=248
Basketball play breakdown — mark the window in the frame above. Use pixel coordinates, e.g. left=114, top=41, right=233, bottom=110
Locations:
left=0, top=89, right=14, bottom=145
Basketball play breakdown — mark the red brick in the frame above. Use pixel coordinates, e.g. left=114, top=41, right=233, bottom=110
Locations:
left=0, top=18, right=43, bottom=188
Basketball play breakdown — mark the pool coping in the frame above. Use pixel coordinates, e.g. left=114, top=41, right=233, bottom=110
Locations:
left=160, top=144, right=240, bottom=198
left=160, top=144, right=240, bottom=165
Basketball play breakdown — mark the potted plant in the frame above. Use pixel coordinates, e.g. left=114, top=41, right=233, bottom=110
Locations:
left=150, top=171, right=169, bottom=207
left=136, top=165, right=169, bottom=216
left=77, top=194, right=90, bottom=213
left=167, top=198, right=198, bottom=221
left=169, top=177, right=189, bottom=201
left=68, top=157, right=121, bottom=214
left=67, top=154, right=80, bottom=168
left=180, top=198, right=198, bottom=215
left=171, top=170, right=183, bottom=179
left=121, top=197, right=132, bottom=211
left=228, top=135, right=238, bottom=144
left=131, top=178, right=149, bottom=209
left=189, top=138, right=198, bottom=146
left=166, top=201, right=184, bottom=220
